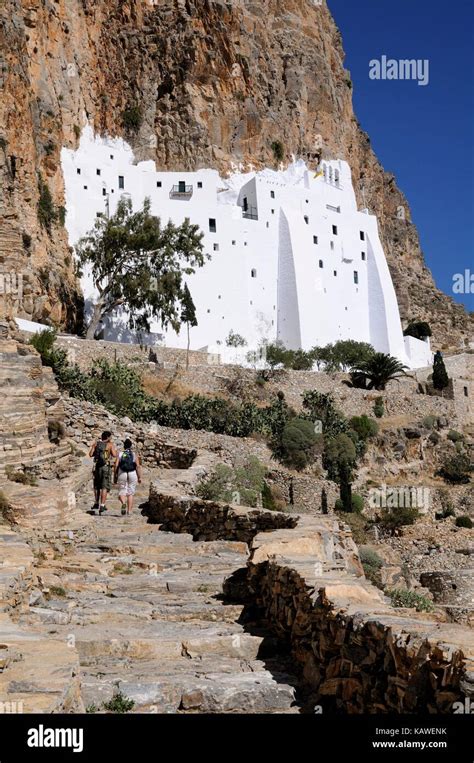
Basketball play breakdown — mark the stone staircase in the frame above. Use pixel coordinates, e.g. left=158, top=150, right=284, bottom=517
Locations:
left=6, top=468, right=301, bottom=714
left=0, top=525, right=83, bottom=712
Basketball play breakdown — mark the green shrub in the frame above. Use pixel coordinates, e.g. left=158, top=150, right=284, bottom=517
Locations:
left=44, top=140, right=55, bottom=156
left=47, top=419, right=66, bottom=443
left=85, top=704, right=98, bottom=714
left=373, top=397, right=384, bottom=419
left=225, top=330, right=247, bottom=348
left=102, top=692, right=135, bottom=713
left=422, top=415, right=438, bottom=430
left=5, top=465, right=37, bottom=486
left=301, top=391, right=348, bottom=437
left=48, top=586, right=66, bottom=597
left=121, top=106, right=142, bottom=131
left=30, top=328, right=56, bottom=356
left=274, top=418, right=322, bottom=470
left=359, top=547, right=384, bottom=588
left=335, top=493, right=363, bottom=513
left=447, top=430, right=463, bottom=443
left=438, top=452, right=472, bottom=484
left=37, top=176, right=57, bottom=233
left=340, top=512, right=371, bottom=545
left=429, top=431, right=440, bottom=445
left=359, top=547, right=384, bottom=569
left=73, top=124, right=81, bottom=140
left=378, top=506, right=420, bottom=532
left=349, top=415, right=379, bottom=441
left=196, top=457, right=271, bottom=508
left=313, top=340, right=375, bottom=372
left=455, top=515, right=473, bottom=529
left=270, top=140, right=284, bottom=162
left=261, top=481, right=287, bottom=512
left=435, top=506, right=455, bottom=520
left=0, top=490, right=10, bottom=522
left=264, top=341, right=315, bottom=370
left=387, top=588, right=433, bottom=612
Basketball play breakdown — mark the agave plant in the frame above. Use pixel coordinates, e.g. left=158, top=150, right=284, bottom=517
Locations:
left=350, top=353, right=409, bottom=391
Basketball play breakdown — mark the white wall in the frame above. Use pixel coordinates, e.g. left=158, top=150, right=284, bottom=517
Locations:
left=61, top=126, right=427, bottom=369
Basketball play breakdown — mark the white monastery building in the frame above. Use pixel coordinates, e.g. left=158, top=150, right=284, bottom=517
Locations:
left=61, top=126, right=432, bottom=369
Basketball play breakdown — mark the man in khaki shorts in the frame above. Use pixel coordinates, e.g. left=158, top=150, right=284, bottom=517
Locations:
left=89, top=431, right=117, bottom=515
left=114, top=438, right=142, bottom=516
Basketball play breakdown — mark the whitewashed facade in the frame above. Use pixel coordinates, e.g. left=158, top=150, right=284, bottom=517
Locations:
left=61, top=126, right=432, bottom=368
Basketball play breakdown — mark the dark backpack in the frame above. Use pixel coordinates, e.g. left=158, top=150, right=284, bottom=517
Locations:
left=119, top=449, right=136, bottom=473
left=93, top=441, right=110, bottom=468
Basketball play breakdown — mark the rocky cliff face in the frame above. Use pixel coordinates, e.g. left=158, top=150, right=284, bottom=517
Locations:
left=1, top=0, right=472, bottom=346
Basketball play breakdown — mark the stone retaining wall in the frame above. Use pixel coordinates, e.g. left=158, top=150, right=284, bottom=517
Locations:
left=146, top=485, right=474, bottom=713
left=146, top=487, right=298, bottom=545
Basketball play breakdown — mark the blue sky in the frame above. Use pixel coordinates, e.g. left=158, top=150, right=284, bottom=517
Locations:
left=327, top=0, right=474, bottom=313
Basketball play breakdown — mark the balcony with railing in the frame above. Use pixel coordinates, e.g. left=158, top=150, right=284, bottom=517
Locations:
left=242, top=204, right=258, bottom=220
left=170, top=183, right=193, bottom=200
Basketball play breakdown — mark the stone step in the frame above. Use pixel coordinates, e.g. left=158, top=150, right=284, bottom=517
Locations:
left=0, top=614, right=83, bottom=713
left=81, top=669, right=299, bottom=713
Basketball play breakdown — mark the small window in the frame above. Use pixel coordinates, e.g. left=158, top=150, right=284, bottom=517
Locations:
left=243, top=197, right=248, bottom=212
left=270, top=190, right=275, bottom=199
left=83, top=185, right=88, bottom=190
left=251, top=269, right=257, bottom=278
left=207, top=309, right=211, bottom=313
left=232, top=240, right=236, bottom=246
left=330, top=241, right=334, bottom=250
left=218, top=295, right=221, bottom=300
left=96, top=169, right=101, bottom=176
left=102, top=188, right=106, bottom=196
left=361, top=252, right=366, bottom=261
left=266, top=222, right=270, bottom=228
left=354, top=271, right=359, bottom=284
left=360, top=231, right=365, bottom=241
left=197, top=182, right=203, bottom=189
left=118, top=176, right=124, bottom=189
left=156, top=181, right=162, bottom=188
left=110, top=154, right=114, bottom=160
left=313, top=235, right=318, bottom=244
left=271, top=209, right=275, bottom=215
left=244, top=242, right=247, bottom=247
left=76, top=168, right=81, bottom=175
left=213, top=243, right=219, bottom=252
left=332, top=225, right=338, bottom=235
left=209, top=218, right=217, bottom=233
left=178, top=181, right=186, bottom=193
left=333, top=270, right=337, bottom=276
left=464, top=386, right=468, bottom=397
left=319, top=260, right=324, bottom=269
left=304, top=215, right=309, bottom=224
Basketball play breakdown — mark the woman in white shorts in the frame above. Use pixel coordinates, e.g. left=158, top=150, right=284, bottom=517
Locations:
left=114, top=439, right=142, bottom=516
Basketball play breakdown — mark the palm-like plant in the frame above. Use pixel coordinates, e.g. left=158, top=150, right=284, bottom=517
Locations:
left=350, top=353, right=409, bottom=391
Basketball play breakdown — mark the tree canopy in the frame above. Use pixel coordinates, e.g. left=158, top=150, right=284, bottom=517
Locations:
left=76, top=197, right=206, bottom=339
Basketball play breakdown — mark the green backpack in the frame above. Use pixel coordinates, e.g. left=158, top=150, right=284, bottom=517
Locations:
left=93, top=441, right=110, bottom=468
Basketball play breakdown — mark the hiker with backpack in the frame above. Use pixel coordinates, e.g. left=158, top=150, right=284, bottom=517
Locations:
left=89, top=431, right=117, bottom=515
left=114, top=438, right=142, bottom=516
